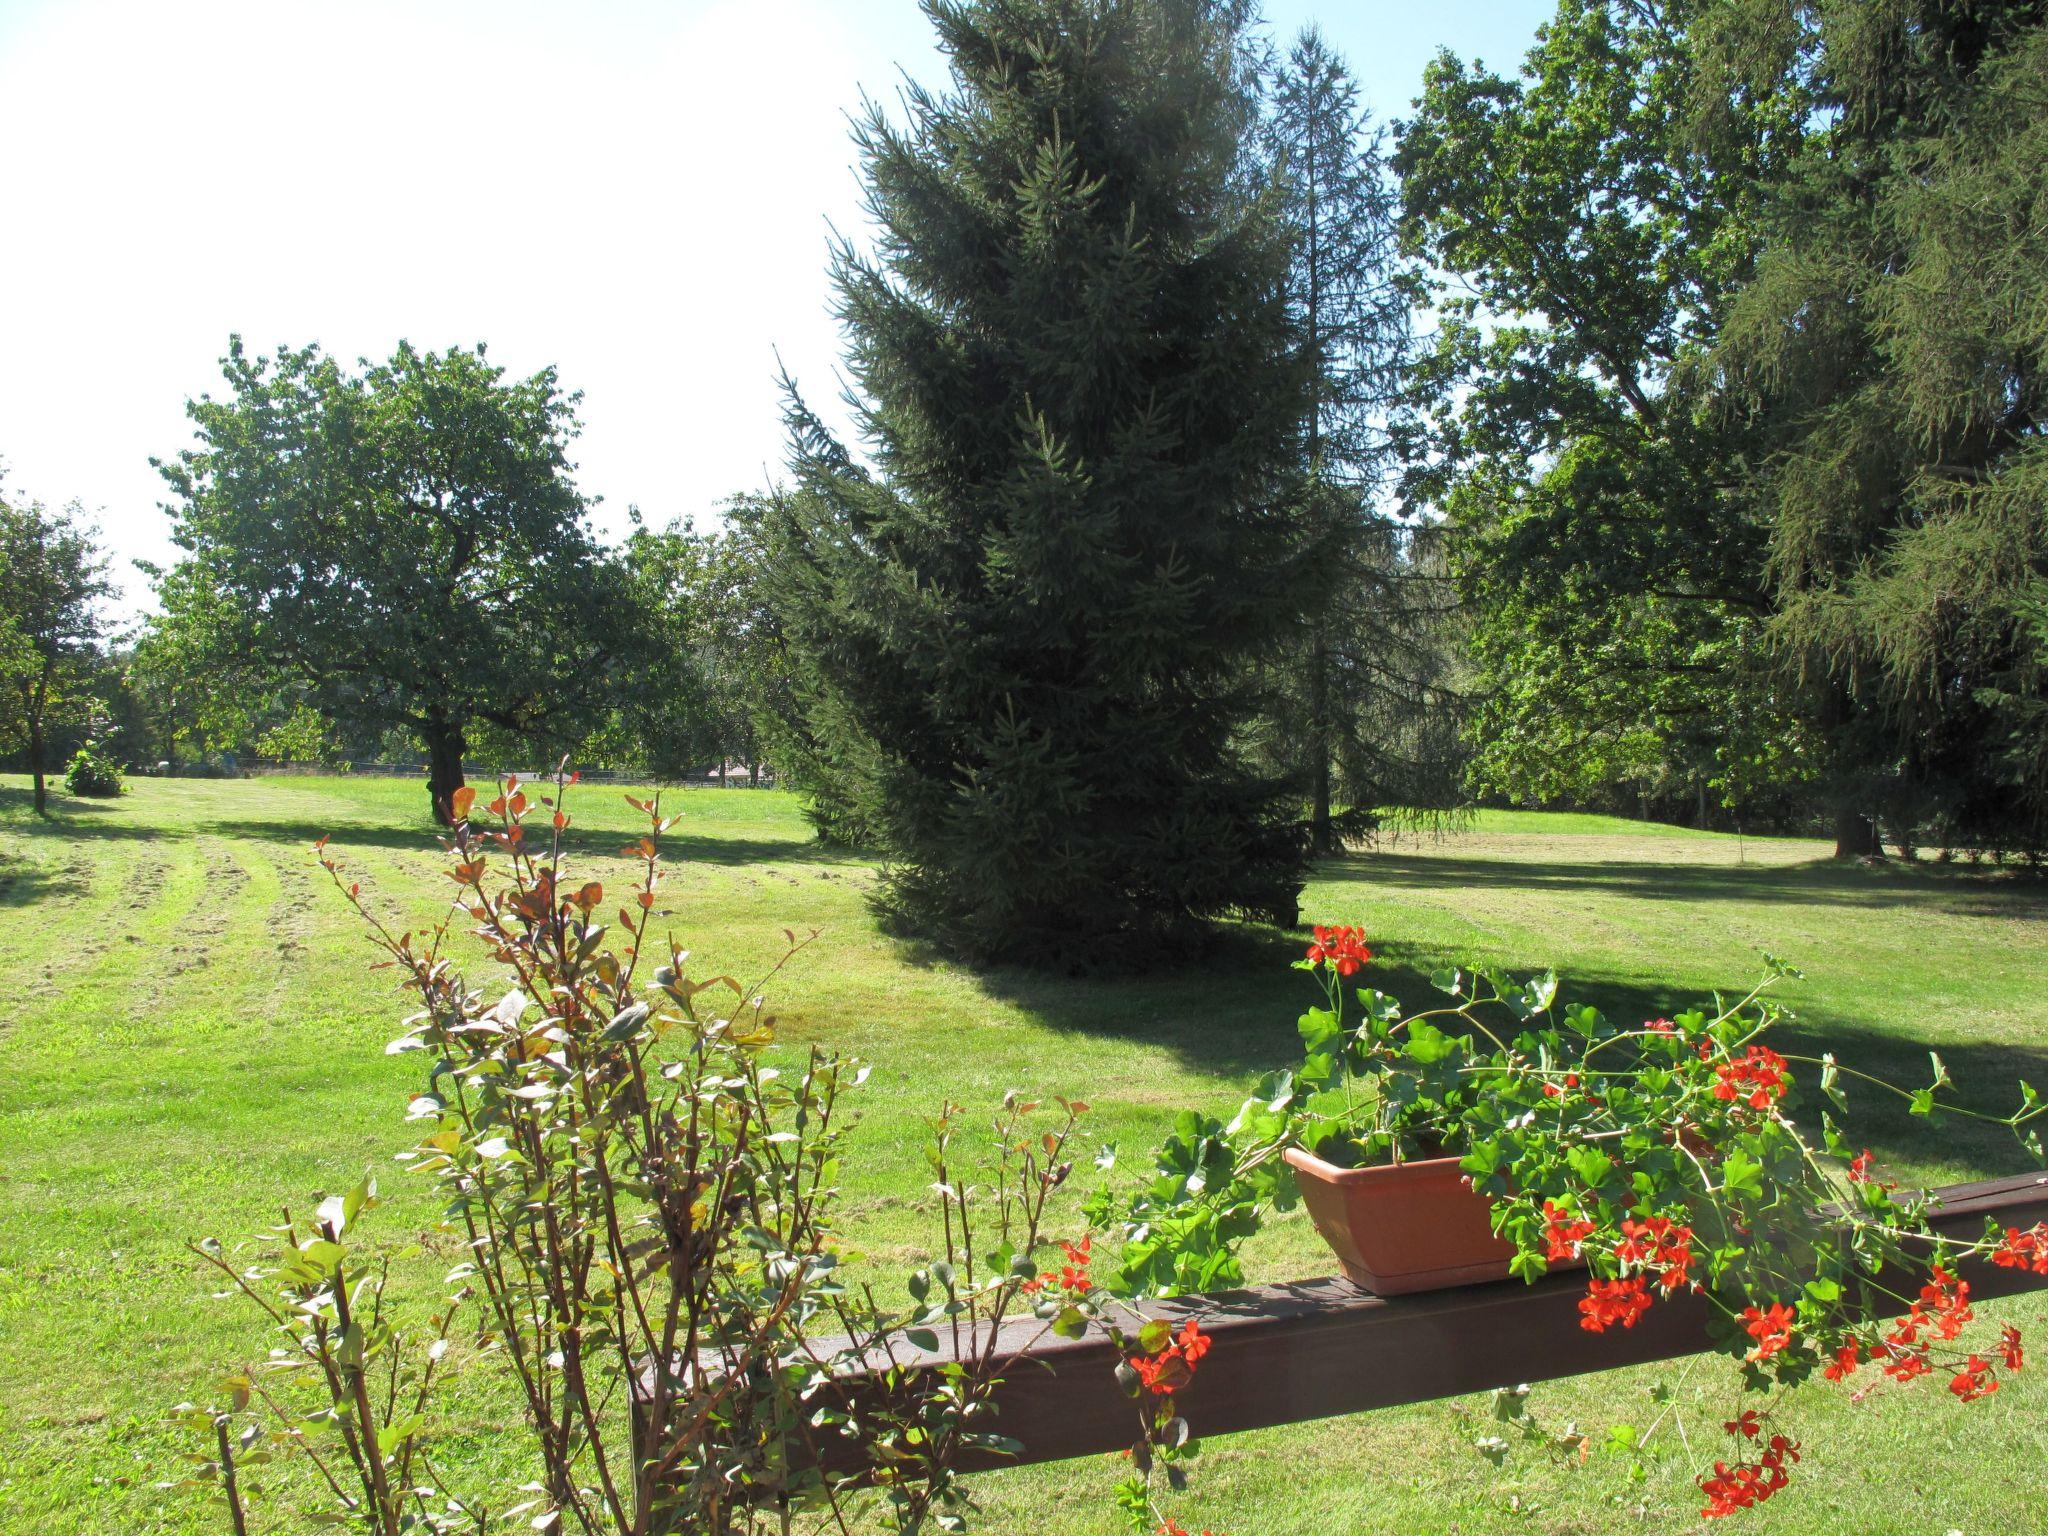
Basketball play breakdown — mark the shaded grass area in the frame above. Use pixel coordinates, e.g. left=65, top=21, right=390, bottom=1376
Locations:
left=2, top=774, right=2045, bottom=1534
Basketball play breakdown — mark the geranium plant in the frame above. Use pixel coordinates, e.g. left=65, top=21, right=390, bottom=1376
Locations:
left=1090, top=927, right=2048, bottom=1519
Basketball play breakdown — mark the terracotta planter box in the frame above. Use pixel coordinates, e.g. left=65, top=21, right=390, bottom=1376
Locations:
left=1284, top=1143, right=1519, bottom=1295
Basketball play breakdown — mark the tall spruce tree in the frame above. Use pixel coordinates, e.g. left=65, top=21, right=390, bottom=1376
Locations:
left=765, top=0, right=1314, bottom=966
left=1263, top=27, right=1450, bottom=850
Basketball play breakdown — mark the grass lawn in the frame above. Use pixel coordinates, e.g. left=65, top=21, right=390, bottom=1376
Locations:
left=4, top=772, right=2046, bottom=1535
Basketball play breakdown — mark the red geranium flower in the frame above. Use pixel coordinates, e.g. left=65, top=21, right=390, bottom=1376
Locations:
left=1992, top=1222, right=2048, bottom=1275
left=1578, top=1276, right=1653, bottom=1333
left=1914, top=1269, right=1972, bottom=1341
left=1304, top=924, right=1372, bottom=976
left=2000, top=1322, right=2024, bottom=1371
left=1129, top=1317, right=1213, bottom=1397
left=1742, top=1302, right=1796, bottom=1360
left=1949, top=1354, right=1999, bottom=1402
left=1698, top=1432, right=1799, bottom=1518
left=1713, top=1045, right=1789, bottom=1111
left=1880, top=1339, right=1933, bottom=1383
left=1542, top=1200, right=1595, bottom=1263
left=1057, top=1234, right=1093, bottom=1291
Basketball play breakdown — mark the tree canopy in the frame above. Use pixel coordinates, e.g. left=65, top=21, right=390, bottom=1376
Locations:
left=1710, top=0, right=2048, bottom=855
left=0, top=487, right=114, bottom=814
left=152, top=338, right=637, bottom=822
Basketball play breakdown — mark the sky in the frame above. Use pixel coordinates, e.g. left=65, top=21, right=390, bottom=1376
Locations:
left=0, top=0, right=1553, bottom=615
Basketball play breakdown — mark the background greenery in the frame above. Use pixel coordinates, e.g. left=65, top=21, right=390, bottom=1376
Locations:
left=4, top=773, right=2043, bottom=1534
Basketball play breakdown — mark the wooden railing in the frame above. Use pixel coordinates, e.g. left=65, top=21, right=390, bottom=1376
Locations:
left=832, top=1170, right=2048, bottom=1471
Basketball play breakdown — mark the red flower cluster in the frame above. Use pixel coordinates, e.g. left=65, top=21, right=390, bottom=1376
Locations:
left=1847, top=1149, right=1876, bottom=1184
left=1949, top=1353, right=2000, bottom=1402
left=1992, top=1221, right=2048, bottom=1274
left=2001, top=1321, right=2024, bottom=1371
left=1578, top=1275, right=1653, bottom=1332
left=1879, top=1341, right=1933, bottom=1383
left=1741, top=1302, right=1795, bottom=1361
left=1875, top=1268, right=1980, bottom=1383
left=1056, top=1234, right=1093, bottom=1290
left=1822, top=1341, right=1861, bottom=1382
left=1644, top=1016, right=1676, bottom=1036
left=1699, top=1430, right=1800, bottom=1519
left=1129, top=1317, right=1213, bottom=1397
left=1303, top=924, right=1372, bottom=976
left=1542, top=1200, right=1594, bottom=1263
left=1711, top=1045, right=1789, bottom=1110
left=1910, top=1269, right=1973, bottom=1342
left=1614, top=1215, right=1696, bottom=1292
left=1156, top=1520, right=1222, bottom=1536
left=1024, top=1233, right=1095, bottom=1297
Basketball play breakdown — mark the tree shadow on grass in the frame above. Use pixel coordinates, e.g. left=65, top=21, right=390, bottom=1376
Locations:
left=0, top=785, right=164, bottom=846
left=195, top=816, right=868, bottom=868
left=0, top=849, right=89, bottom=907
left=958, top=928, right=1743, bottom=1079
left=1774, top=1014, right=2048, bottom=1179
left=1324, top=849, right=2047, bottom=921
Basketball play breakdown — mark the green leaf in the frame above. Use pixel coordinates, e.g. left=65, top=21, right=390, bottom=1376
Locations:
left=1818, top=1053, right=1847, bottom=1109
left=375, top=1414, right=423, bottom=1457
left=1404, top=1020, right=1459, bottom=1065
left=1298, top=1007, right=1342, bottom=1056
left=1721, top=1150, right=1764, bottom=1197
left=1567, top=1145, right=1613, bottom=1189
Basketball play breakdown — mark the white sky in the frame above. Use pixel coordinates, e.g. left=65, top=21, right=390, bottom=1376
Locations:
left=0, top=0, right=1550, bottom=616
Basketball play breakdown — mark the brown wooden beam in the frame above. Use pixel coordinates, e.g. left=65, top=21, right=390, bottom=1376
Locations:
left=837, top=1169, right=2048, bottom=1471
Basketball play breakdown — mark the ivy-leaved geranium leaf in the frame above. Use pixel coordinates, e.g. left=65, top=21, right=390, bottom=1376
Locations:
left=1298, top=1006, right=1341, bottom=1056
left=1567, top=1145, right=1613, bottom=1190
left=1404, top=1020, right=1458, bottom=1065
left=1721, top=1150, right=1764, bottom=1197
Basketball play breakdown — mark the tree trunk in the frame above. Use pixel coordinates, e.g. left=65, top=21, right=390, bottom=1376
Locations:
left=1832, top=806, right=1880, bottom=860
left=1308, top=634, right=1335, bottom=855
left=424, top=715, right=467, bottom=827
left=29, top=720, right=47, bottom=816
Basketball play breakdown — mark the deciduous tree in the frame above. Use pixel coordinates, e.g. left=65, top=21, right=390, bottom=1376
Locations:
left=1396, top=0, right=1808, bottom=831
left=153, top=338, right=635, bottom=823
left=0, top=487, right=114, bottom=814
